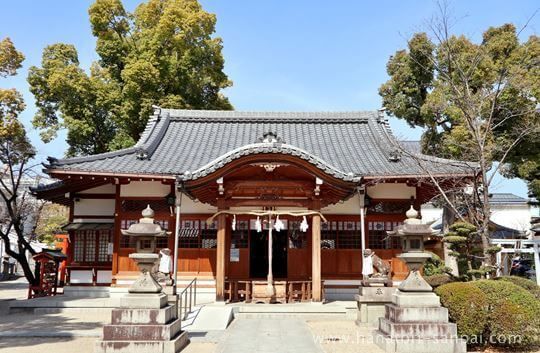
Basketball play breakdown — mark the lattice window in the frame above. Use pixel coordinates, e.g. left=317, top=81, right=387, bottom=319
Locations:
left=156, top=237, right=169, bottom=249
left=288, top=220, right=307, bottom=249
left=321, top=221, right=337, bottom=249
left=337, top=221, right=362, bottom=249
left=201, top=220, right=217, bottom=249
left=73, top=230, right=112, bottom=264
left=368, top=221, right=402, bottom=249
left=85, top=231, right=96, bottom=261
left=231, top=220, right=249, bottom=248
left=120, top=219, right=137, bottom=248
left=73, top=233, right=84, bottom=262
left=179, top=219, right=200, bottom=248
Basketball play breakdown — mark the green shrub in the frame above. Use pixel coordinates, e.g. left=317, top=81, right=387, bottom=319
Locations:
left=435, top=282, right=488, bottom=340
left=425, top=274, right=454, bottom=288
left=423, top=252, right=452, bottom=276
left=472, top=280, right=540, bottom=347
left=495, top=276, right=540, bottom=299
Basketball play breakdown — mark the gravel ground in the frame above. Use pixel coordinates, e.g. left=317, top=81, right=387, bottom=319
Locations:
left=306, top=320, right=384, bottom=353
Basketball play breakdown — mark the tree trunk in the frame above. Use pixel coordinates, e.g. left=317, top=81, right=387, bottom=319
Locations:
left=442, top=204, right=459, bottom=276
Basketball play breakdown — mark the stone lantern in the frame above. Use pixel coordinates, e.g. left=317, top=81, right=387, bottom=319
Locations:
left=389, top=206, right=437, bottom=292
left=121, top=205, right=170, bottom=293
left=373, top=206, right=466, bottom=353
left=96, top=205, right=188, bottom=353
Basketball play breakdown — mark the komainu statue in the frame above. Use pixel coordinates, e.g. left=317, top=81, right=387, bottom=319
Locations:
left=361, top=248, right=392, bottom=287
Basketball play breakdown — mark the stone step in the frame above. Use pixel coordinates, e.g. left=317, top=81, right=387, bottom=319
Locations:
left=378, top=318, right=457, bottom=339
left=384, top=304, right=449, bottom=323
left=103, top=319, right=182, bottom=341
left=96, top=330, right=189, bottom=353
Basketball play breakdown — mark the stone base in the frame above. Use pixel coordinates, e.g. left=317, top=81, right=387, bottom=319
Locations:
left=391, top=291, right=440, bottom=307
left=385, top=303, right=449, bottom=323
left=95, top=292, right=189, bottom=353
left=374, top=289, right=467, bottom=353
left=378, top=317, right=457, bottom=338
left=103, top=318, right=182, bottom=341
left=374, top=331, right=466, bottom=353
left=120, top=293, right=168, bottom=309
left=95, top=330, right=189, bottom=353
left=112, top=305, right=176, bottom=325
left=356, top=287, right=395, bottom=324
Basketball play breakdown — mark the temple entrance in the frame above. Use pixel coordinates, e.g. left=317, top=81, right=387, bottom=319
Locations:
left=249, top=228, right=288, bottom=279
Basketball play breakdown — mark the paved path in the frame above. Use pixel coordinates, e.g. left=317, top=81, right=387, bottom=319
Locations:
left=216, top=318, right=323, bottom=353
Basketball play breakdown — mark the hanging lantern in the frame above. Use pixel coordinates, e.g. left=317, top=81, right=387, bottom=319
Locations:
left=300, top=216, right=309, bottom=232
left=232, top=214, right=236, bottom=231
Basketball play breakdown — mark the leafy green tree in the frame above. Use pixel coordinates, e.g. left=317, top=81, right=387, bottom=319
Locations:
left=34, top=203, right=68, bottom=245
left=380, top=7, right=540, bottom=267
left=29, top=0, right=232, bottom=156
left=0, top=37, right=39, bottom=286
left=380, top=24, right=539, bottom=196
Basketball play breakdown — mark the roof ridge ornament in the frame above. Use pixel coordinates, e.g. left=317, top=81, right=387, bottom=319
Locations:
left=257, top=131, right=285, bottom=144
left=388, top=148, right=402, bottom=162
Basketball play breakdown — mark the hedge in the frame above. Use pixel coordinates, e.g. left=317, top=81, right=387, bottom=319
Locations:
left=435, top=282, right=488, bottom=339
left=472, top=280, right=540, bottom=347
left=495, top=276, right=540, bottom=299
left=437, top=280, right=540, bottom=348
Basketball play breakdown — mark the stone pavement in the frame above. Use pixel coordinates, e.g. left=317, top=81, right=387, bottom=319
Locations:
left=216, top=318, right=324, bottom=353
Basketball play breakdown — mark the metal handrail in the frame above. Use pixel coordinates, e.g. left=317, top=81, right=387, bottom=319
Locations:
left=178, top=277, right=197, bottom=323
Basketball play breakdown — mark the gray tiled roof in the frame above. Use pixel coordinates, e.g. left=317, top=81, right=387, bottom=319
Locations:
left=489, top=193, right=529, bottom=204
left=45, top=109, right=475, bottom=181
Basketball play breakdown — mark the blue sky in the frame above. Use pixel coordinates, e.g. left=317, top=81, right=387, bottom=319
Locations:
left=1, top=0, right=537, bottom=198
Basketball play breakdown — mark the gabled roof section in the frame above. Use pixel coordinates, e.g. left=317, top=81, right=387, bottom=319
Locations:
left=44, top=109, right=476, bottom=181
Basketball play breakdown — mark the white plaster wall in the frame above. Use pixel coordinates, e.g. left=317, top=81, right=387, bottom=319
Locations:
left=96, top=270, right=112, bottom=284
left=367, top=184, right=416, bottom=199
left=74, top=199, right=115, bottom=216
left=322, top=197, right=360, bottom=215
left=121, top=181, right=170, bottom=197
left=491, top=205, right=531, bottom=232
left=182, top=196, right=217, bottom=214
left=70, top=270, right=93, bottom=284
left=79, top=184, right=115, bottom=194
left=421, top=203, right=443, bottom=223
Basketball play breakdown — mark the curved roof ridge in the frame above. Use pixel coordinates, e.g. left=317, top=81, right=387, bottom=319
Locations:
left=48, top=112, right=170, bottom=166
left=162, top=109, right=375, bottom=123
left=180, top=141, right=360, bottom=182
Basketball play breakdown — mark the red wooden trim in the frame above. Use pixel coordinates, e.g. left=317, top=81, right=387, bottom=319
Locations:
left=72, top=215, right=115, bottom=219
left=74, top=193, right=115, bottom=199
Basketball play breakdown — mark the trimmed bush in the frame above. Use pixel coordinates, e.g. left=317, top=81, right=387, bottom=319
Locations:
left=435, top=282, right=488, bottom=339
left=425, top=274, right=454, bottom=288
left=472, top=280, right=540, bottom=348
left=495, top=276, right=540, bottom=299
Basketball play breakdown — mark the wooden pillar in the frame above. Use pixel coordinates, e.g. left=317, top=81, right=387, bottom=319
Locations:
left=311, top=213, right=322, bottom=302
left=216, top=212, right=226, bottom=301
left=111, top=183, right=121, bottom=286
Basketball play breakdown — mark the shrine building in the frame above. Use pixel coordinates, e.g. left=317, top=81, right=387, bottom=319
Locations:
left=33, top=109, right=474, bottom=302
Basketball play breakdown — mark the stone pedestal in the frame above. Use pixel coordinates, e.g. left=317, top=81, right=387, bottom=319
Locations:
left=355, top=286, right=395, bottom=325
left=95, top=293, right=189, bottom=353
left=374, top=290, right=466, bottom=353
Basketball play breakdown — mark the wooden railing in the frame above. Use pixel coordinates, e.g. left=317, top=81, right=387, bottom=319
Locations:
left=225, top=280, right=323, bottom=303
